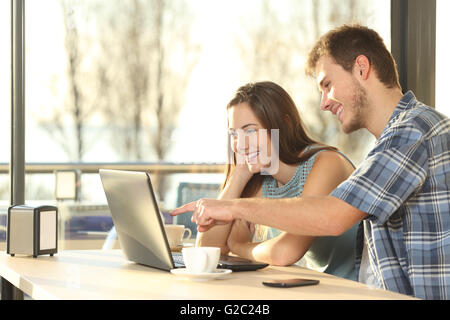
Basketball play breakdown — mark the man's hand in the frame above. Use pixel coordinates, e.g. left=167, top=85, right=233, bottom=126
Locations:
left=170, top=198, right=236, bottom=232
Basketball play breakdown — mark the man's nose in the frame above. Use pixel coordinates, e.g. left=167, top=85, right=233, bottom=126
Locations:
left=320, top=92, right=332, bottom=111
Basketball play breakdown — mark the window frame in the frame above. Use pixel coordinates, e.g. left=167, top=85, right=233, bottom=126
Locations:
left=391, top=0, right=436, bottom=107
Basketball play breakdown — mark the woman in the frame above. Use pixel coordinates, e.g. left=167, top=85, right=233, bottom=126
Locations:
left=197, top=81, right=358, bottom=280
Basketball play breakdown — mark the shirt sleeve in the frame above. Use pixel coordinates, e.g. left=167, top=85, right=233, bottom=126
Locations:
left=331, top=130, right=429, bottom=224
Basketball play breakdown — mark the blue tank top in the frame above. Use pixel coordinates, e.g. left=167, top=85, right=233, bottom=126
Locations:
left=253, top=146, right=358, bottom=281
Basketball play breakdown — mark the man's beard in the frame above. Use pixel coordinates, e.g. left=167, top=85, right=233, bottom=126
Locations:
left=342, top=79, right=369, bottom=134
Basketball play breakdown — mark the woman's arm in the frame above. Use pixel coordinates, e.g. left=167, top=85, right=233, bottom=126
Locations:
left=226, top=150, right=355, bottom=265
left=227, top=218, right=314, bottom=265
left=195, top=165, right=254, bottom=254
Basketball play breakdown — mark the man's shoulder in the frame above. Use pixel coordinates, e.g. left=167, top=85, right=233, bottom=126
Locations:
left=385, top=102, right=449, bottom=143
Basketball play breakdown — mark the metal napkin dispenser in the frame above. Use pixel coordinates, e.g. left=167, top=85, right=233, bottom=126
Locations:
left=7, top=205, right=58, bottom=258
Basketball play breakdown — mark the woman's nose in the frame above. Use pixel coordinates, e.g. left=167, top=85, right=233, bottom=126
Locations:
left=234, top=133, right=247, bottom=154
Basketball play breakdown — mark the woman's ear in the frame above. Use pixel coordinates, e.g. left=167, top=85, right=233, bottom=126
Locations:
left=283, top=114, right=292, bottom=126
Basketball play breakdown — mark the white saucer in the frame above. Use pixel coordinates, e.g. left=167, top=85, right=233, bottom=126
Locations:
left=170, top=268, right=232, bottom=281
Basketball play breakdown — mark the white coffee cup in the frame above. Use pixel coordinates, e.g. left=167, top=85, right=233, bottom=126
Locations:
left=182, top=247, right=220, bottom=274
left=165, top=224, right=192, bottom=248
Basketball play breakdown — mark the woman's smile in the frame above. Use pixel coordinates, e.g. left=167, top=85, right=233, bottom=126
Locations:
left=245, top=151, right=260, bottom=163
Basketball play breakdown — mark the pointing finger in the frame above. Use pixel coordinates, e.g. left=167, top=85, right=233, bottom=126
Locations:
left=170, top=201, right=197, bottom=216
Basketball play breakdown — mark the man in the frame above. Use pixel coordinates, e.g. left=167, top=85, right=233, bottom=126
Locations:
left=171, top=25, right=450, bottom=300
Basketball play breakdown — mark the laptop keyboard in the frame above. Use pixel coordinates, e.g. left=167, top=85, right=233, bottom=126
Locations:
left=171, top=252, right=268, bottom=271
left=171, top=252, right=185, bottom=267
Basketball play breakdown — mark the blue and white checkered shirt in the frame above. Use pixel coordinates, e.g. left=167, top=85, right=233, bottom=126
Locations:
left=331, top=91, right=450, bottom=300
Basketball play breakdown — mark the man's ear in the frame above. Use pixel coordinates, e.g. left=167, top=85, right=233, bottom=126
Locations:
left=354, top=55, right=370, bottom=80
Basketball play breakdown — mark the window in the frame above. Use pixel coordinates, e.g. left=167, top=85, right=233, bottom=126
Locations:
left=436, top=0, right=450, bottom=116
left=23, top=0, right=390, bottom=249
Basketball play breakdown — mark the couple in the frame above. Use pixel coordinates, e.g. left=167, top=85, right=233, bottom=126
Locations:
left=172, top=24, right=450, bottom=300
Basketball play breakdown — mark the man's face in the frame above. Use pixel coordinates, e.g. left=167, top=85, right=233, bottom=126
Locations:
left=315, top=55, right=369, bottom=133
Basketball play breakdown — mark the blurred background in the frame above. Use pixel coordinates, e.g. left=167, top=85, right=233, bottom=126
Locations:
left=0, top=0, right=448, bottom=250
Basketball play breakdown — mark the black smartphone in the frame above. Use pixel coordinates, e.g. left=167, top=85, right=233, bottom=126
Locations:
left=262, top=278, right=320, bottom=288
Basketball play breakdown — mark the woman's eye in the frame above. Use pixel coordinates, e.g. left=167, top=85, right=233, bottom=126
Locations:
left=245, top=128, right=257, bottom=135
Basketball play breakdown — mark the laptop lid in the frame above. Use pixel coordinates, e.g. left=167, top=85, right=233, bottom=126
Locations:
left=99, top=169, right=175, bottom=271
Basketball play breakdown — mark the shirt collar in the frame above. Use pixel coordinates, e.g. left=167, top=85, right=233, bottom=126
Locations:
left=377, top=91, right=417, bottom=141
left=390, top=90, right=416, bottom=119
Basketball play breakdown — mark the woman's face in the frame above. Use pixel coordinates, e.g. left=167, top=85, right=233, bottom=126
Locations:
left=227, top=102, right=272, bottom=173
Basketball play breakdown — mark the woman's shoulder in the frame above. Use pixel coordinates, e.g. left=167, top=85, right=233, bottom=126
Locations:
left=300, top=145, right=354, bottom=169
left=313, top=149, right=354, bottom=172
left=302, top=149, right=355, bottom=193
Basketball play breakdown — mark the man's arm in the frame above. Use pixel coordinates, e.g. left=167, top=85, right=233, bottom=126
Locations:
left=172, top=195, right=367, bottom=236
left=231, top=196, right=366, bottom=236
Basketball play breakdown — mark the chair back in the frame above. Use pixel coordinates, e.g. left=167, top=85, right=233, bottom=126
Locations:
left=175, top=182, right=221, bottom=237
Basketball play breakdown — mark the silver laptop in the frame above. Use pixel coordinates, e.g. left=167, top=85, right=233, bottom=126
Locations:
left=99, top=169, right=268, bottom=272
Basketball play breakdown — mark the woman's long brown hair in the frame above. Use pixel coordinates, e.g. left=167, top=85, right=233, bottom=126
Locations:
left=222, top=81, right=337, bottom=198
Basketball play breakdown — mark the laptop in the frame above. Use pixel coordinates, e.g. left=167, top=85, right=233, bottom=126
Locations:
left=99, top=169, right=268, bottom=272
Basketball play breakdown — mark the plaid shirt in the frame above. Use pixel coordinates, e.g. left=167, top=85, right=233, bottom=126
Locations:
left=331, top=91, right=450, bottom=300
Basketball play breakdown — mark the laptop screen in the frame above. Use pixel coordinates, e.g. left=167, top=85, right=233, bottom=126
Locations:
left=99, top=169, right=175, bottom=271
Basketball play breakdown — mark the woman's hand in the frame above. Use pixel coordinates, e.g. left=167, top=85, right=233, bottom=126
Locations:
left=232, top=151, right=255, bottom=184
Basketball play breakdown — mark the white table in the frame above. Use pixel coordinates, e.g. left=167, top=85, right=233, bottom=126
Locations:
left=0, top=249, right=417, bottom=300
